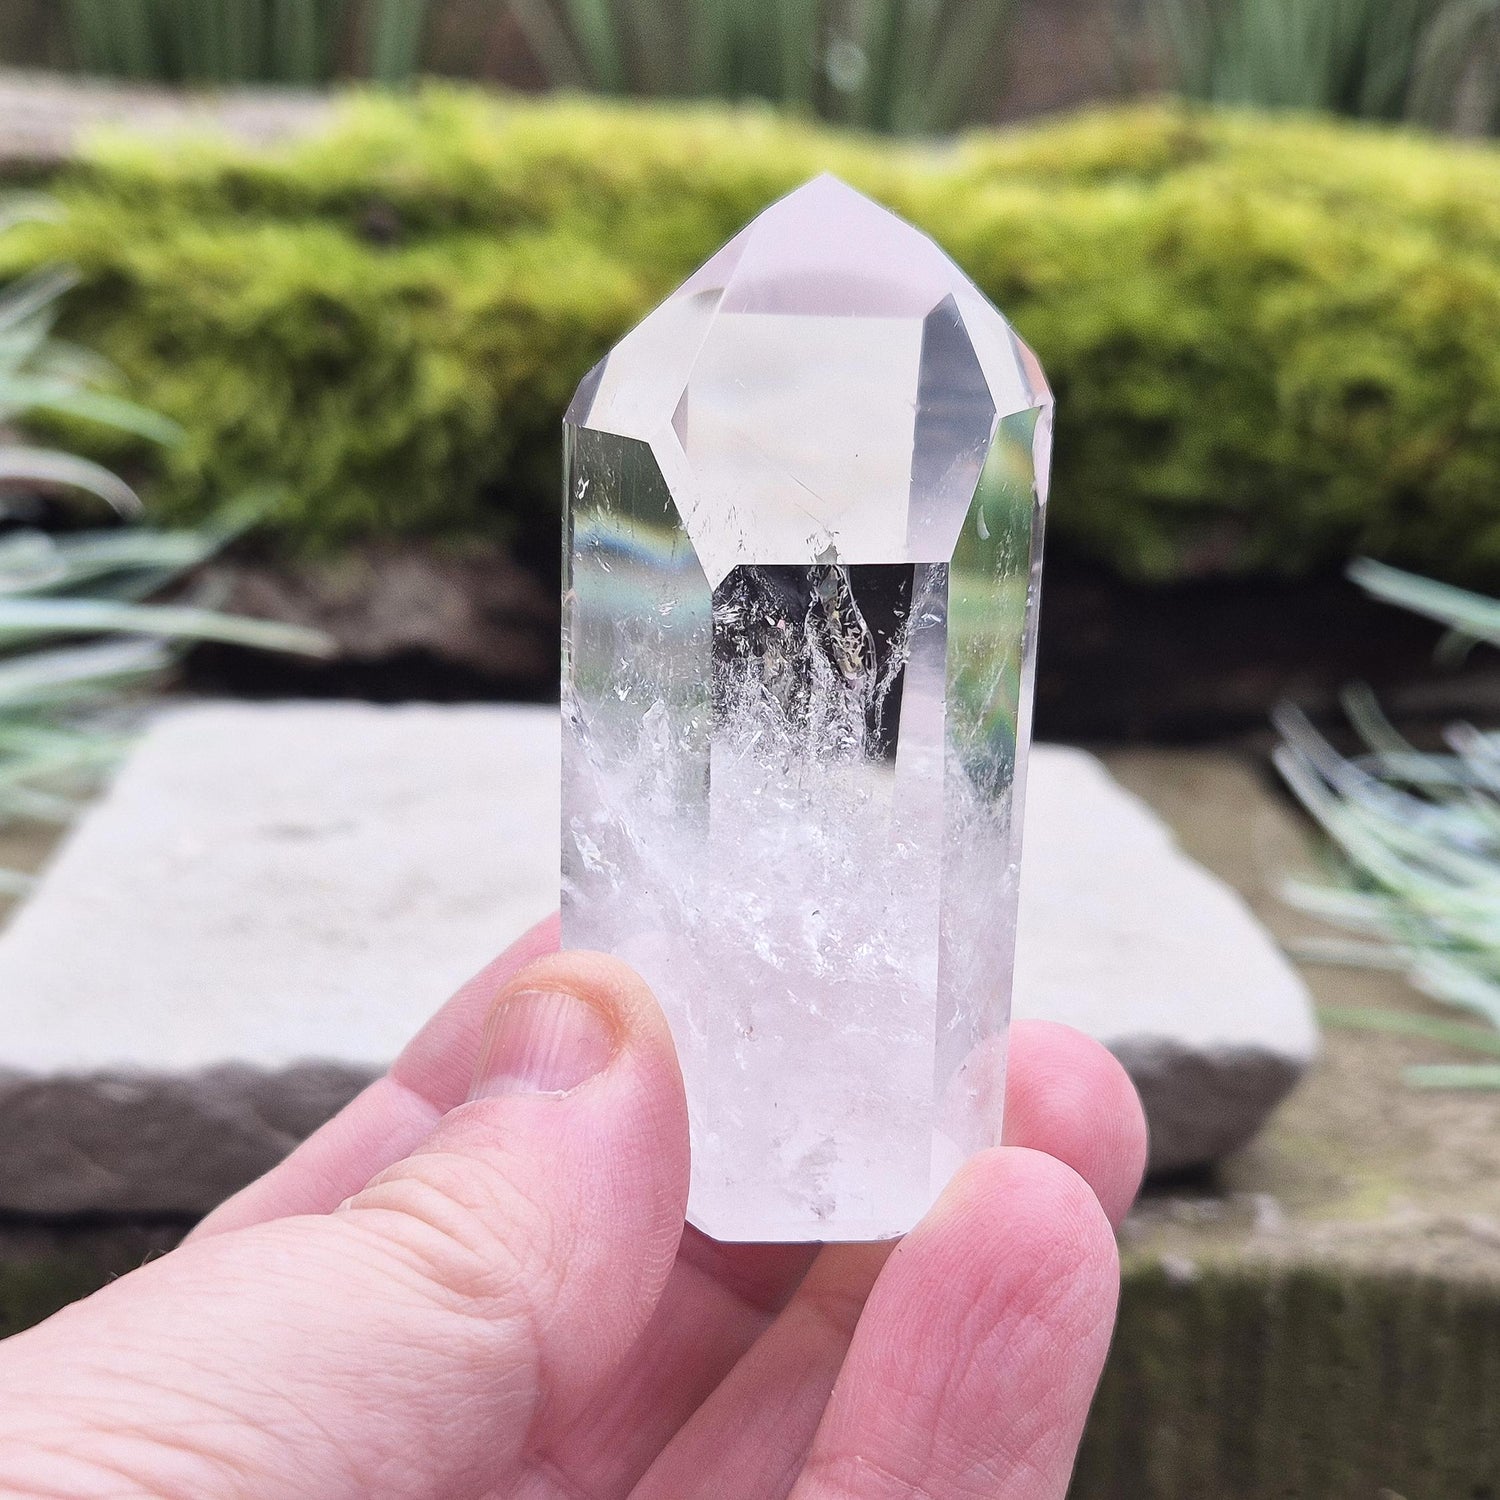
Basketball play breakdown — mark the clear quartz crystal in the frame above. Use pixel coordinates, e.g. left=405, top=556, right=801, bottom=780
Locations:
left=561, top=176, right=1052, bottom=1242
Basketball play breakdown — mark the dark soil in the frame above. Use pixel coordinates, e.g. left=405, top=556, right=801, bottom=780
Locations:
left=184, top=544, right=1500, bottom=745
left=1033, top=555, right=1500, bottom=743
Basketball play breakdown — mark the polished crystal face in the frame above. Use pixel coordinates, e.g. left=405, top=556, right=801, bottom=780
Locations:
left=562, top=176, right=1051, bottom=1241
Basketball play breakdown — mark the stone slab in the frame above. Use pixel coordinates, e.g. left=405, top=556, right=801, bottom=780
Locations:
left=0, top=703, right=556, bottom=1215
left=1013, top=747, right=1318, bottom=1173
left=0, top=704, right=1315, bottom=1213
left=0, top=703, right=559, bottom=1075
left=0, top=69, right=331, bottom=167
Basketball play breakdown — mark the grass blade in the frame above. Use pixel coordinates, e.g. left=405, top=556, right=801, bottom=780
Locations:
left=0, top=448, right=143, bottom=517
left=923, top=0, right=1015, bottom=131
left=555, top=0, right=627, bottom=90
left=1152, top=0, right=1451, bottom=125
left=367, top=0, right=430, bottom=84
left=1405, top=1063, right=1500, bottom=1088
left=0, top=638, right=174, bottom=710
left=508, top=0, right=1014, bottom=129
left=0, top=597, right=334, bottom=657
left=1278, top=562, right=1500, bottom=1087
left=0, top=257, right=334, bottom=892
left=0, top=267, right=80, bottom=338
left=0, top=377, right=183, bottom=446
left=618, top=0, right=675, bottom=96
left=1319, top=1004, right=1500, bottom=1056
left=1350, top=557, right=1500, bottom=649
left=689, top=0, right=737, bottom=96
left=508, top=0, right=590, bottom=85
left=774, top=0, right=821, bottom=110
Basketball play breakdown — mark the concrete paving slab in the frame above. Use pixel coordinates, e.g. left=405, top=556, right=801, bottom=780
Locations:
left=0, top=703, right=1315, bottom=1212
left=1014, top=747, right=1318, bottom=1173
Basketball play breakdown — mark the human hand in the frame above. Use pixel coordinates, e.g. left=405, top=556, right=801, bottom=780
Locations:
left=0, top=917, right=1146, bottom=1499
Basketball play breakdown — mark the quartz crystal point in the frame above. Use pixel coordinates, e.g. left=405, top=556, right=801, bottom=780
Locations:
left=561, top=175, right=1052, bottom=1241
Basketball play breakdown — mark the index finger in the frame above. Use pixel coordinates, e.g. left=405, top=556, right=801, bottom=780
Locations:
left=791, top=1148, right=1120, bottom=1500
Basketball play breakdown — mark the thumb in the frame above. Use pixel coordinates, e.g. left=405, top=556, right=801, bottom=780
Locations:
left=0, top=952, right=689, bottom=1500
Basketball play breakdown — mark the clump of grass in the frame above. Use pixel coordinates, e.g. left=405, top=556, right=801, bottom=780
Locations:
left=0, top=520, right=331, bottom=897
left=509, top=0, right=1017, bottom=134
left=0, top=207, right=329, bottom=894
left=1275, top=560, right=1500, bottom=1087
left=61, top=0, right=431, bottom=86
left=1153, top=0, right=1500, bottom=133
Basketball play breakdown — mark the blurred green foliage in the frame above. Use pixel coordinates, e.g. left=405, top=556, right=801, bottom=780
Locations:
left=44, top=0, right=1014, bottom=129
left=1155, top=0, right=1500, bottom=133
left=5, top=90, right=1500, bottom=584
left=60, top=0, right=430, bottom=85
left=508, top=0, right=1016, bottom=134
left=1156, top=0, right=1429, bottom=119
left=1275, top=561, right=1500, bottom=1090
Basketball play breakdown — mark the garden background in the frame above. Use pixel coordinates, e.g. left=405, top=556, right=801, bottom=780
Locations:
left=3, top=2, right=1500, bottom=1496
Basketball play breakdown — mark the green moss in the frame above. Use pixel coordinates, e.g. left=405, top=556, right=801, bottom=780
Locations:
left=1076, top=1258, right=1500, bottom=1497
left=7, top=91, right=1500, bottom=580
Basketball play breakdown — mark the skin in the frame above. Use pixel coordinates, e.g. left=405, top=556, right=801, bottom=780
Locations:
left=0, top=916, right=1147, bottom=1500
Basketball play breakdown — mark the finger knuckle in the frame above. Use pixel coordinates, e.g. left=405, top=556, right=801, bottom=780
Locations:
left=345, top=1147, right=561, bottom=1326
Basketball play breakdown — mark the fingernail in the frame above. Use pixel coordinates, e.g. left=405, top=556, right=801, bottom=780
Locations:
left=468, top=988, right=619, bottom=1100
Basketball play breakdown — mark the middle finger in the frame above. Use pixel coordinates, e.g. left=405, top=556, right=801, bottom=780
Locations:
left=625, top=1019, right=1146, bottom=1500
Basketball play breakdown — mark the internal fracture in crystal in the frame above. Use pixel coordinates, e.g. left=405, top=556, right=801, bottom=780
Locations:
left=561, top=175, right=1052, bottom=1242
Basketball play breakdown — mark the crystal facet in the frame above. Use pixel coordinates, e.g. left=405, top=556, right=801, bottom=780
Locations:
left=561, top=176, right=1052, bottom=1242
